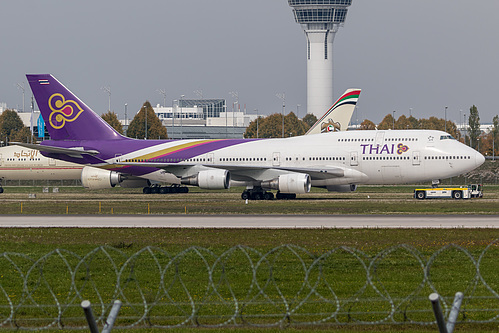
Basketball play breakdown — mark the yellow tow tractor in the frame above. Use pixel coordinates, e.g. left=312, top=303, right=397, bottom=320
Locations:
left=414, top=184, right=483, bottom=200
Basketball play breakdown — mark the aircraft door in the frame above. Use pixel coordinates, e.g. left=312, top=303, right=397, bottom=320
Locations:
left=412, top=151, right=421, bottom=166
left=350, top=151, right=359, bottom=166
left=272, top=152, right=280, bottom=167
left=49, top=158, right=56, bottom=166
left=375, top=131, right=385, bottom=147
left=207, top=153, right=214, bottom=164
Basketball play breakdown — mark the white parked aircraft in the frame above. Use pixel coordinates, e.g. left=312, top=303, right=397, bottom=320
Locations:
left=0, top=145, right=82, bottom=193
left=19, top=74, right=485, bottom=200
left=0, top=145, right=150, bottom=193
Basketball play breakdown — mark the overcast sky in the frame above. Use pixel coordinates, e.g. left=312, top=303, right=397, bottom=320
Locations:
left=1, top=0, right=498, bottom=124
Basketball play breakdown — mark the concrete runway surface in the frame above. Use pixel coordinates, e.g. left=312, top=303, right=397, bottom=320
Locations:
left=0, top=215, right=498, bottom=228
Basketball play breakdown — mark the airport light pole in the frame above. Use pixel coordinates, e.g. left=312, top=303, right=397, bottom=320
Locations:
left=172, top=100, right=177, bottom=140
left=493, top=136, right=495, bottom=161
left=464, top=113, right=468, bottom=145
left=459, top=109, right=462, bottom=131
left=157, top=89, right=167, bottom=107
left=101, top=86, right=111, bottom=111
left=16, top=83, right=25, bottom=112
left=30, top=96, right=34, bottom=143
left=229, top=91, right=239, bottom=138
left=297, top=104, right=301, bottom=119
left=144, top=105, right=147, bottom=140
left=254, top=109, right=259, bottom=138
left=276, top=93, right=285, bottom=138
left=124, top=103, right=128, bottom=136
left=180, top=95, right=185, bottom=139
left=445, top=106, right=448, bottom=133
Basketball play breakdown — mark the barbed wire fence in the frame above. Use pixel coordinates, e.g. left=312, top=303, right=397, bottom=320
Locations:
left=0, top=240, right=498, bottom=330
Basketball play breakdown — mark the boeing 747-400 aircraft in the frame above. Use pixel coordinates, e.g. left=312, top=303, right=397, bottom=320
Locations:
left=0, top=88, right=358, bottom=194
left=19, top=74, right=484, bottom=200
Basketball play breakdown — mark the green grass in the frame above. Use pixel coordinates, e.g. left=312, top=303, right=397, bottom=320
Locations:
left=0, top=185, right=498, bottom=332
left=0, top=229, right=498, bottom=331
left=1, top=185, right=499, bottom=215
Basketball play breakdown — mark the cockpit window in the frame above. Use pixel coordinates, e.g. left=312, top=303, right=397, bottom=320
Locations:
left=440, top=135, right=455, bottom=140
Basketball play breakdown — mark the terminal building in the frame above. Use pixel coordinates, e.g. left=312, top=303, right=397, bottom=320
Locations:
left=126, top=99, right=255, bottom=140
left=0, top=99, right=254, bottom=141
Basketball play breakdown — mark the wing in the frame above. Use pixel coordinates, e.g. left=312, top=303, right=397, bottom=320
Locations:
left=115, top=161, right=348, bottom=182
left=12, top=142, right=100, bottom=157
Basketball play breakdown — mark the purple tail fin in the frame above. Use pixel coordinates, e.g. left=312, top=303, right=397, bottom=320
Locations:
left=26, top=74, right=123, bottom=141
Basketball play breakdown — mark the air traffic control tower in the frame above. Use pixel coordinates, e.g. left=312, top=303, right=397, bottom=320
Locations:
left=288, top=0, right=353, bottom=118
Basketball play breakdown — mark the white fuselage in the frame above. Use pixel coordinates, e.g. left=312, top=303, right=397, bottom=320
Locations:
left=0, top=145, right=82, bottom=181
left=110, top=130, right=484, bottom=188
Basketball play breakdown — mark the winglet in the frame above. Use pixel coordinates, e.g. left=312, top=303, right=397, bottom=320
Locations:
left=306, top=89, right=361, bottom=135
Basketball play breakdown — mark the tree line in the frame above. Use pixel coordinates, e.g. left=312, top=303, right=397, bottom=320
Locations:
left=101, top=101, right=167, bottom=139
left=0, top=101, right=167, bottom=145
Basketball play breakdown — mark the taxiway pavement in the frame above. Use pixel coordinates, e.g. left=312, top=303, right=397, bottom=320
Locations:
left=0, top=215, right=498, bottom=228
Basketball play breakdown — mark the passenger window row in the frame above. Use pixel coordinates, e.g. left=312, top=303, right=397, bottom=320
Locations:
left=425, top=156, right=471, bottom=160
left=363, top=156, right=410, bottom=161
left=385, top=138, right=418, bottom=142
left=6, top=158, right=41, bottom=161
left=309, top=156, right=345, bottom=161
left=220, top=157, right=267, bottom=162
left=338, top=138, right=373, bottom=142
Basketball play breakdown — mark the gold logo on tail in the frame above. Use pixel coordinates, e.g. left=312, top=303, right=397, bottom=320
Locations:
left=48, top=93, right=84, bottom=129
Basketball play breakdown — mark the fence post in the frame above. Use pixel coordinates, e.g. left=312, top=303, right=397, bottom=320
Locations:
left=429, top=293, right=448, bottom=333
left=429, top=292, right=464, bottom=333
left=446, top=292, right=463, bottom=333
left=81, top=300, right=100, bottom=333
left=102, top=300, right=122, bottom=333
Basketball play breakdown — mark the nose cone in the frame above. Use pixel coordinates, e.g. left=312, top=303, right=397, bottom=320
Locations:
left=476, top=151, right=485, bottom=167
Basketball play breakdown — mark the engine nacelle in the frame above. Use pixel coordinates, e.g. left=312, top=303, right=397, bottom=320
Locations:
left=81, top=166, right=122, bottom=190
left=181, top=169, right=230, bottom=189
left=326, top=184, right=358, bottom=192
left=261, top=173, right=311, bottom=194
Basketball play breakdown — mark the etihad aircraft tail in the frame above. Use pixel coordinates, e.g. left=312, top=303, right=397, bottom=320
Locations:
left=306, top=89, right=361, bottom=135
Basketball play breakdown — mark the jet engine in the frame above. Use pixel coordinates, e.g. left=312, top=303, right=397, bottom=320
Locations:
left=261, top=173, right=311, bottom=194
left=326, top=184, right=358, bottom=192
left=181, top=169, right=230, bottom=189
left=81, top=166, right=123, bottom=190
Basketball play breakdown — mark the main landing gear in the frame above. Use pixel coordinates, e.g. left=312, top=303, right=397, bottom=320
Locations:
left=143, top=184, right=189, bottom=194
left=241, top=188, right=296, bottom=201
left=241, top=188, right=274, bottom=201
